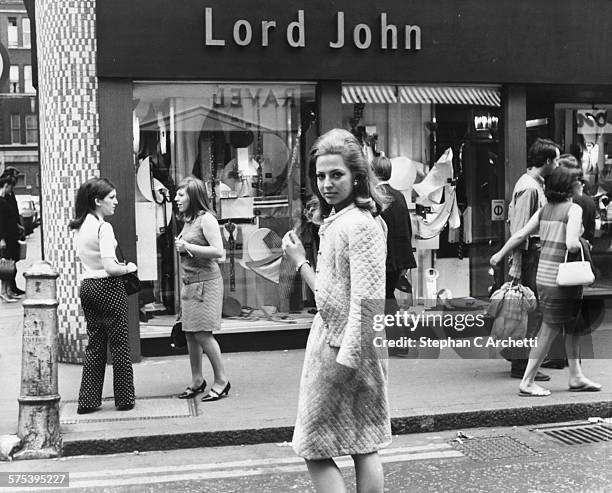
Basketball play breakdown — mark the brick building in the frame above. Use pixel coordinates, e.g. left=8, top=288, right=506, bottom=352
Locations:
left=0, top=0, right=38, bottom=195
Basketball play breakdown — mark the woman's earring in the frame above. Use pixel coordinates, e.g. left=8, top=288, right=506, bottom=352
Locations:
left=353, top=179, right=358, bottom=186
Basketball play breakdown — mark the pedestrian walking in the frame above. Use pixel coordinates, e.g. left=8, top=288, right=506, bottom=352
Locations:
left=502, top=138, right=560, bottom=381
left=69, top=178, right=137, bottom=414
left=282, top=128, right=391, bottom=493
left=0, top=167, right=25, bottom=297
left=174, top=176, right=230, bottom=402
left=0, top=175, right=22, bottom=302
left=491, top=166, right=602, bottom=396
left=544, top=154, right=599, bottom=367
left=371, top=155, right=416, bottom=354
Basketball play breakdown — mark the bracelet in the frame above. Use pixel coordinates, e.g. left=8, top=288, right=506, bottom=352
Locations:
left=296, top=259, right=310, bottom=273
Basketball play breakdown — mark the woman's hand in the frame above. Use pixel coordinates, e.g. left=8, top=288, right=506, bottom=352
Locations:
left=282, top=230, right=306, bottom=267
left=175, top=237, right=188, bottom=254
left=490, top=252, right=503, bottom=268
left=125, top=262, right=137, bottom=274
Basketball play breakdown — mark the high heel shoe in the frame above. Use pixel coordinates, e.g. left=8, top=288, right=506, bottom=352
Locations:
left=177, top=380, right=207, bottom=399
left=201, top=382, right=231, bottom=402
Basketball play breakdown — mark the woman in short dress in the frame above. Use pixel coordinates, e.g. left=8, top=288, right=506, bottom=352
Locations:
left=491, top=166, right=602, bottom=397
left=174, top=176, right=230, bottom=402
left=282, top=129, right=391, bottom=493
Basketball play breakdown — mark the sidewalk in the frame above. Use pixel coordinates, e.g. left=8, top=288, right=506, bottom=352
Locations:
left=2, top=295, right=612, bottom=457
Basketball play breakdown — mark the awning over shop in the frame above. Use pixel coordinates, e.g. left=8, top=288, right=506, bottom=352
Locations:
left=342, top=85, right=501, bottom=107
left=341, top=85, right=397, bottom=104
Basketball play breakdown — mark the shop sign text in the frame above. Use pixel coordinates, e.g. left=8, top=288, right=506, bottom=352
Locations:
left=212, top=87, right=296, bottom=108
left=204, top=8, right=422, bottom=51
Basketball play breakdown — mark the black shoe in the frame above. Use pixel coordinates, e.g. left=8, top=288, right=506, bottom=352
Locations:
left=10, top=287, right=25, bottom=296
left=178, top=380, right=207, bottom=399
left=541, top=359, right=567, bottom=369
left=116, top=403, right=135, bottom=411
left=201, top=382, right=231, bottom=402
left=510, top=370, right=551, bottom=381
left=77, top=406, right=100, bottom=415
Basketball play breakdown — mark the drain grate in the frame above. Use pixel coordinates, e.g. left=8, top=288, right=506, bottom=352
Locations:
left=536, top=423, right=612, bottom=446
left=61, top=396, right=197, bottom=424
left=450, top=436, right=540, bottom=461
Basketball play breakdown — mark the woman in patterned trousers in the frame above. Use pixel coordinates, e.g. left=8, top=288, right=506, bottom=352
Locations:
left=282, top=129, right=391, bottom=493
left=70, top=178, right=137, bottom=414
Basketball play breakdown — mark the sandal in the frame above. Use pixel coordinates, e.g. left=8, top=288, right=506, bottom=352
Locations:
left=201, top=382, right=231, bottom=402
left=177, top=380, right=207, bottom=399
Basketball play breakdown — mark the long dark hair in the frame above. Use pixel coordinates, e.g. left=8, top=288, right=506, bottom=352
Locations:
left=176, top=176, right=214, bottom=222
left=68, top=177, right=115, bottom=230
left=308, top=128, right=384, bottom=224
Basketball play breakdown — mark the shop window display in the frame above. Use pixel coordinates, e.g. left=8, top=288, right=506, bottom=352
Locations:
left=133, top=83, right=317, bottom=331
left=342, top=85, right=504, bottom=302
left=557, top=106, right=612, bottom=294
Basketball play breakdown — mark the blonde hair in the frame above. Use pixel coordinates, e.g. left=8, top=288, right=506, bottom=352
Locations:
left=308, top=129, right=385, bottom=224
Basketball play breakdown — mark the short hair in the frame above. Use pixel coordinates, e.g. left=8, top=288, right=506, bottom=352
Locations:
left=371, top=155, right=392, bottom=181
left=0, top=175, right=13, bottom=188
left=0, top=166, right=20, bottom=178
left=68, top=177, right=116, bottom=230
left=528, top=138, right=560, bottom=168
left=308, top=128, right=384, bottom=223
left=176, top=176, right=214, bottom=222
left=544, top=166, right=581, bottom=203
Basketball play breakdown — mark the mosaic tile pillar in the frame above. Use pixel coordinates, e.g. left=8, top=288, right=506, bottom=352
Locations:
left=35, top=0, right=99, bottom=363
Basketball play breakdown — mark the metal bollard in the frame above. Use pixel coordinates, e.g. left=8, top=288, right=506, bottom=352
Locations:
left=14, top=261, right=62, bottom=460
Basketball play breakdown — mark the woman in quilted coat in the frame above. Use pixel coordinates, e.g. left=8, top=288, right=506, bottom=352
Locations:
left=282, top=129, right=391, bottom=493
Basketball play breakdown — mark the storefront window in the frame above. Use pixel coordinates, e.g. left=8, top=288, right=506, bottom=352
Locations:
left=342, top=84, right=504, bottom=301
left=133, top=82, right=317, bottom=332
left=557, top=105, right=612, bottom=294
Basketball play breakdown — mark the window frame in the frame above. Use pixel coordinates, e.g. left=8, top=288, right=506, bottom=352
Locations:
left=10, top=113, right=21, bottom=144
left=7, top=17, right=18, bottom=48
left=25, top=113, right=38, bottom=144
left=23, top=65, right=35, bottom=94
left=22, top=17, right=31, bottom=48
left=9, top=65, right=20, bottom=93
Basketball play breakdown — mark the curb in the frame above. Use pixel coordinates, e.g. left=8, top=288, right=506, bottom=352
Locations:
left=61, top=400, right=612, bottom=457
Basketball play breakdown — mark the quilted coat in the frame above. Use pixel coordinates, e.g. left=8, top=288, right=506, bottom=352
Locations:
left=292, top=204, right=392, bottom=459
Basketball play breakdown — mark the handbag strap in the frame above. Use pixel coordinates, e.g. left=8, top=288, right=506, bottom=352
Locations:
left=97, top=221, right=128, bottom=263
left=563, top=243, right=585, bottom=263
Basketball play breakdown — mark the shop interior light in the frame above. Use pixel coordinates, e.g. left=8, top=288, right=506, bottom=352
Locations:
left=525, top=118, right=549, bottom=128
left=473, top=112, right=499, bottom=132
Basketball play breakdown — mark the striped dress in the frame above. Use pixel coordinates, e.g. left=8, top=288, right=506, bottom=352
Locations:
left=536, top=201, right=582, bottom=331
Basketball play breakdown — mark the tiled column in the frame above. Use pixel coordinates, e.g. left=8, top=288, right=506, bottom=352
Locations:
left=35, top=0, right=99, bottom=363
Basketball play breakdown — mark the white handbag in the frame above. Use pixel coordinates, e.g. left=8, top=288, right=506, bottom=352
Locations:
left=556, top=245, right=595, bottom=286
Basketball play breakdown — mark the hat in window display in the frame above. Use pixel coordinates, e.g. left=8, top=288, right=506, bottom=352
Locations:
left=238, top=227, right=283, bottom=284
left=413, top=148, right=453, bottom=205
left=229, top=130, right=255, bottom=148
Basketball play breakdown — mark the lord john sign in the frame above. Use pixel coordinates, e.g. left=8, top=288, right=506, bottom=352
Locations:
left=96, top=0, right=612, bottom=85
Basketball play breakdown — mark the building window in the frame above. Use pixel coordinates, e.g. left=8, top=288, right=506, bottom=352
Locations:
left=25, top=114, right=38, bottom=144
left=9, top=65, right=20, bottom=93
left=10, top=114, right=21, bottom=144
left=8, top=17, right=18, bottom=47
left=133, top=82, right=317, bottom=329
left=342, top=84, right=503, bottom=299
left=24, top=66, right=35, bottom=93
left=22, top=18, right=31, bottom=48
